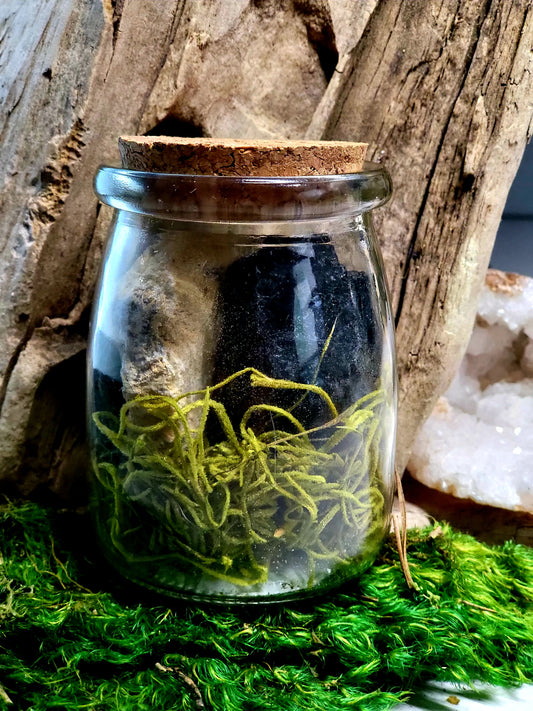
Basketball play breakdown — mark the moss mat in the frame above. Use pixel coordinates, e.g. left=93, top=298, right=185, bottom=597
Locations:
left=1, top=500, right=532, bottom=710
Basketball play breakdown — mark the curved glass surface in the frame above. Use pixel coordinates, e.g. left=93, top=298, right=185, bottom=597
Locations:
left=94, top=163, right=392, bottom=223
left=88, top=163, right=396, bottom=604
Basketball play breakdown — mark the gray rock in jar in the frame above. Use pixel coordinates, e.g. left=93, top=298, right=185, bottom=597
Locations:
left=116, top=234, right=231, bottom=403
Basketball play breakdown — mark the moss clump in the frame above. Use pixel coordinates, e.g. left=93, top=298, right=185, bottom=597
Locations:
left=1, top=500, right=533, bottom=710
left=91, top=368, right=387, bottom=590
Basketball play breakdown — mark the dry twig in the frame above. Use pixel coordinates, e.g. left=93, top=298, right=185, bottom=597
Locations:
left=155, top=662, right=205, bottom=709
left=0, top=684, right=13, bottom=705
left=392, top=470, right=415, bottom=589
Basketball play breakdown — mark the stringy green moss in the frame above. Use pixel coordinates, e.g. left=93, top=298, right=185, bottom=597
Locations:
left=1, top=500, right=532, bottom=710
left=92, top=368, right=386, bottom=590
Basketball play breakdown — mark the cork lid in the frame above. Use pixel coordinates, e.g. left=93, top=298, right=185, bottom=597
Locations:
left=119, top=136, right=368, bottom=177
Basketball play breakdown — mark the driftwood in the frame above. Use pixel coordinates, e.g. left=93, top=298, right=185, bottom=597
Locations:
left=0, top=0, right=532, bottom=497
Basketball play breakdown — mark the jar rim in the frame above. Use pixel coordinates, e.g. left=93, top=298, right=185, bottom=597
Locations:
left=94, top=162, right=392, bottom=223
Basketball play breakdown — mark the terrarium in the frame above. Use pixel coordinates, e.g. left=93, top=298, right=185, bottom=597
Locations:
left=88, top=137, right=396, bottom=604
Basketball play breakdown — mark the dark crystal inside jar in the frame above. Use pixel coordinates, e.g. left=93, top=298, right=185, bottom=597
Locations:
left=88, top=138, right=396, bottom=604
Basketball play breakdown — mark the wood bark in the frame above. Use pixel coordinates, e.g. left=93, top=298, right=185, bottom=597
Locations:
left=0, top=0, right=531, bottom=497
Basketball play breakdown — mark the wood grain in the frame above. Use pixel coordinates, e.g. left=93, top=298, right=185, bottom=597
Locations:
left=0, top=0, right=531, bottom=498
left=318, top=0, right=533, bottom=469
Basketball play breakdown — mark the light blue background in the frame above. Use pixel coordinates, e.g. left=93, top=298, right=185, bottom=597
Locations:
left=490, top=143, right=533, bottom=277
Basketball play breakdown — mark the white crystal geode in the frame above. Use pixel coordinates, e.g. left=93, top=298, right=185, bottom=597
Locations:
left=408, top=270, right=533, bottom=513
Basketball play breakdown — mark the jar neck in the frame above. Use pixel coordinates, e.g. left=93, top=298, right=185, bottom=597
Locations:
left=94, top=163, right=392, bottom=225
left=115, top=208, right=376, bottom=239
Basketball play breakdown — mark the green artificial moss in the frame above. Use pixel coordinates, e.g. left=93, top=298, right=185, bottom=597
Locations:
left=92, top=367, right=386, bottom=590
left=1, top=499, right=532, bottom=710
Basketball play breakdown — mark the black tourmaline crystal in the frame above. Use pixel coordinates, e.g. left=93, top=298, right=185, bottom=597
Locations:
left=211, top=238, right=382, bottom=435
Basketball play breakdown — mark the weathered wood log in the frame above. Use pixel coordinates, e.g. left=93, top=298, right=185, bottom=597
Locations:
left=0, top=0, right=532, bottom=497
left=312, top=0, right=533, bottom=472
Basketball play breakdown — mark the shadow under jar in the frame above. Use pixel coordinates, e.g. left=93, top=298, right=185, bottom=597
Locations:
left=89, top=162, right=396, bottom=604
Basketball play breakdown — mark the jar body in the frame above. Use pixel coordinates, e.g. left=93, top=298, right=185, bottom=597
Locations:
left=88, top=169, right=396, bottom=603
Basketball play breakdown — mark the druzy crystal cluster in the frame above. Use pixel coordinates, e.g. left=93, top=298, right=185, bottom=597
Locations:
left=409, top=270, right=533, bottom=513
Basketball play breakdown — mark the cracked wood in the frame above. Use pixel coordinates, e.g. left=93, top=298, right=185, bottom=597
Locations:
left=0, top=0, right=531, bottom=495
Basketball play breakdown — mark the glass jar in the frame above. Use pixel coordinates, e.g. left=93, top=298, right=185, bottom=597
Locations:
left=88, top=163, right=396, bottom=604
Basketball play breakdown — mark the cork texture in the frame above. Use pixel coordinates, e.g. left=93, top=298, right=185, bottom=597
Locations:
left=118, top=136, right=368, bottom=176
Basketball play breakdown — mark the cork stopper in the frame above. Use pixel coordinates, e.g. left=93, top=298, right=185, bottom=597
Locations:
left=118, top=136, right=368, bottom=177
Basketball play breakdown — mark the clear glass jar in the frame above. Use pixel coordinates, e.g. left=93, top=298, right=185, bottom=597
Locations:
left=88, top=164, right=396, bottom=604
